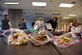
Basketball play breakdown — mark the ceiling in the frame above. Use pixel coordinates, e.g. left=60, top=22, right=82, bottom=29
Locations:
left=1, top=0, right=82, bottom=19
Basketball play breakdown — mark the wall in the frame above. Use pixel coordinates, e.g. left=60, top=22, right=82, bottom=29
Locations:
left=58, top=17, right=62, bottom=30
left=61, top=19, right=72, bottom=31
left=0, top=9, right=3, bottom=25
left=77, top=18, right=82, bottom=24
left=8, top=9, right=22, bottom=28
left=26, top=19, right=35, bottom=30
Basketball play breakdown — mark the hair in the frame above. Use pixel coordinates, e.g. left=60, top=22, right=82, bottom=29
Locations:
left=77, top=23, right=81, bottom=26
left=22, top=19, right=25, bottom=21
left=72, top=18, right=77, bottom=23
left=39, top=17, right=44, bottom=21
left=72, top=18, right=77, bottom=27
left=53, top=16, right=58, bottom=21
left=4, top=14, right=8, bottom=19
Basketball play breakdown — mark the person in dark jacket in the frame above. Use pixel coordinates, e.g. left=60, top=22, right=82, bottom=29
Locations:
left=1, top=15, right=11, bottom=30
left=18, top=19, right=27, bottom=29
left=47, top=16, right=58, bottom=31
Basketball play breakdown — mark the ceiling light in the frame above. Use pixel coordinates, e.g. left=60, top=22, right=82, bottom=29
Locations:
left=63, top=17, right=70, bottom=19
left=32, top=2, right=47, bottom=6
left=68, top=14, right=77, bottom=16
left=4, top=2, right=19, bottom=5
left=59, top=3, right=74, bottom=8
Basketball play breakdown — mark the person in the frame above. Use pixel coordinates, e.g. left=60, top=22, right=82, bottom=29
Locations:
left=1, top=14, right=12, bottom=30
left=32, top=22, right=35, bottom=27
left=18, top=19, right=27, bottom=29
left=68, top=18, right=77, bottom=32
left=47, top=16, right=58, bottom=31
left=34, top=17, right=45, bottom=31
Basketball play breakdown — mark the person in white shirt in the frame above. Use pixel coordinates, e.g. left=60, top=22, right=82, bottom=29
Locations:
left=34, top=17, right=45, bottom=31
left=68, top=18, right=77, bottom=32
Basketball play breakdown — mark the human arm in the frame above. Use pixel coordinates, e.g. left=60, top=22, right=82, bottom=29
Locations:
left=8, top=21, right=12, bottom=27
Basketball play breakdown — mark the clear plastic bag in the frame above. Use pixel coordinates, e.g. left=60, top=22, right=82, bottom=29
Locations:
left=45, top=23, right=53, bottom=30
left=34, top=25, right=38, bottom=31
left=52, top=32, right=80, bottom=48
left=71, top=27, right=81, bottom=33
left=28, top=30, right=52, bottom=46
left=2, top=28, right=30, bottom=45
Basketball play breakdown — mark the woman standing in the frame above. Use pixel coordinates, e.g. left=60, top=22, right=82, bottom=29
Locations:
left=68, top=18, right=77, bottom=32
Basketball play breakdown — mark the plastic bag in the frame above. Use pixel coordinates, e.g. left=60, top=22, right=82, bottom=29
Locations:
left=52, top=32, right=80, bottom=48
left=71, top=27, right=81, bottom=33
left=2, top=28, right=30, bottom=45
left=46, top=23, right=53, bottom=30
left=28, top=30, right=52, bottom=46
left=34, top=25, right=38, bottom=30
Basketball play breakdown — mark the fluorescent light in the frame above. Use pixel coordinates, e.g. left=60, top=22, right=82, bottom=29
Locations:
left=68, top=14, right=77, bottom=16
left=4, top=2, right=19, bottom=5
left=59, top=3, right=74, bottom=8
left=32, top=2, right=47, bottom=6
left=63, top=17, right=70, bottom=19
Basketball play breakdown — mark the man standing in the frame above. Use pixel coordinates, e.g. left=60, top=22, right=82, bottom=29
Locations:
left=18, top=19, right=27, bottom=29
left=1, top=15, right=12, bottom=30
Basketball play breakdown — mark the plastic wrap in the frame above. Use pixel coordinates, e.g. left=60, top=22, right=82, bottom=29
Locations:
left=52, top=32, right=80, bottom=48
left=71, top=27, right=81, bottom=33
left=2, top=28, right=30, bottom=45
left=45, top=23, right=53, bottom=30
left=28, top=30, right=52, bottom=46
